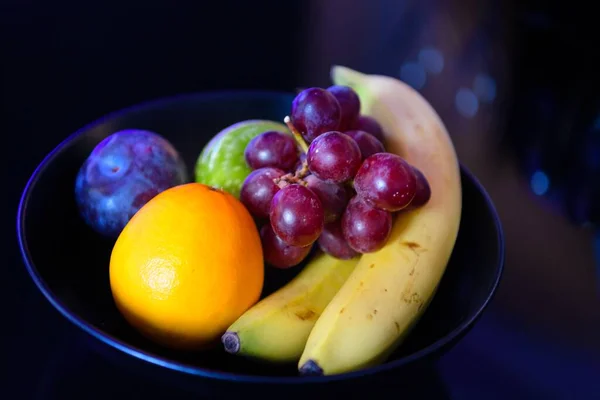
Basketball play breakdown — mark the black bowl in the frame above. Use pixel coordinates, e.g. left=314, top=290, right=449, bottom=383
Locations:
left=17, top=91, right=504, bottom=396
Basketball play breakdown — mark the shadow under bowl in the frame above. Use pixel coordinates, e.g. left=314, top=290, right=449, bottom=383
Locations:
left=17, top=91, right=504, bottom=396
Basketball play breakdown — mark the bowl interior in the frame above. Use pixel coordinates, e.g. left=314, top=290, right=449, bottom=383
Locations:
left=18, top=91, right=503, bottom=380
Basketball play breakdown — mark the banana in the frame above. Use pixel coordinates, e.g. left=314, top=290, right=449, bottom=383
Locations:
left=298, top=66, right=462, bottom=375
left=222, top=252, right=359, bottom=363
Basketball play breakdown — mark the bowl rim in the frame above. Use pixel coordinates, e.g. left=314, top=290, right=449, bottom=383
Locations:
left=16, top=90, right=505, bottom=384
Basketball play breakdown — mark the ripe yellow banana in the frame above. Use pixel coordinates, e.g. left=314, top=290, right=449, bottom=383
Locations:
left=298, top=66, right=463, bottom=375
left=222, top=252, right=358, bottom=363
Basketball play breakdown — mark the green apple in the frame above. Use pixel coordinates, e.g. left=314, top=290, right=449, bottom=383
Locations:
left=195, top=120, right=289, bottom=198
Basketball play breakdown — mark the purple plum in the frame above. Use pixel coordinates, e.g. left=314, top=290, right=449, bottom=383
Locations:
left=74, top=129, right=188, bottom=238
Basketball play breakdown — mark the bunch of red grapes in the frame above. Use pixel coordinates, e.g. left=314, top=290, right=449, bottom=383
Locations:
left=240, top=86, right=431, bottom=269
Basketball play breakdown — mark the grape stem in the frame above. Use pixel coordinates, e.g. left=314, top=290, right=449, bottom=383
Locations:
left=274, top=162, right=310, bottom=189
left=295, top=159, right=310, bottom=179
left=273, top=116, right=310, bottom=189
left=284, top=116, right=309, bottom=154
left=275, top=173, right=300, bottom=189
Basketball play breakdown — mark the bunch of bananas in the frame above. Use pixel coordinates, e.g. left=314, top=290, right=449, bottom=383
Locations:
left=222, top=66, right=462, bottom=376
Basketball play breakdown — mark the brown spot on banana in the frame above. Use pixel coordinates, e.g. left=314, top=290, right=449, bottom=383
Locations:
left=401, top=273, right=415, bottom=302
left=411, top=292, right=421, bottom=304
left=295, top=308, right=317, bottom=321
left=403, top=241, right=427, bottom=254
left=402, top=291, right=423, bottom=305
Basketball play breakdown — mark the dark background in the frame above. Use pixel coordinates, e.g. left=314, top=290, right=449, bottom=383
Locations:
left=2, top=0, right=600, bottom=398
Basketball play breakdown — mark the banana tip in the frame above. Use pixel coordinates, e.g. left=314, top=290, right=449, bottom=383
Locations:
left=330, top=65, right=364, bottom=87
left=298, top=359, right=323, bottom=376
left=221, top=332, right=240, bottom=354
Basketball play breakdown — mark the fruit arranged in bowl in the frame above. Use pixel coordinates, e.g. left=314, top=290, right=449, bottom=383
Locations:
left=221, top=67, right=462, bottom=376
left=17, top=66, right=503, bottom=390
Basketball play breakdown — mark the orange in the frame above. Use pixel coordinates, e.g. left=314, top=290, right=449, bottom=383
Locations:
left=109, top=183, right=264, bottom=350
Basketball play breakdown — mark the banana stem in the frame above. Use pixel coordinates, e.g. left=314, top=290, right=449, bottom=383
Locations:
left=284, top=116, right=309, bottom=154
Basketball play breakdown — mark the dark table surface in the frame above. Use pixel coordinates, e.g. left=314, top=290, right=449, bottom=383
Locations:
left=3, top=1, right=600, bottom=399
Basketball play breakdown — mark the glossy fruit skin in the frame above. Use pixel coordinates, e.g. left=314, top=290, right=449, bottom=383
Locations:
left=75, top=129, right=187, bottom=238
left=327, top=85, right=361, bottom=131
left=351, top=115, right=385, bottom=143
left=195, top=120, right=288, bottom=198
left=244, top=130, right=299, bottom=171
left=305, top=174, right=350, bottom=223
left=318, top=221, right=358, bottom=259
left=222, top=252, right=358, bottom=363
left=341, top=196, right=392, bottom=253
left=110, top=183, right=264, bottom=350
left=240, top=167, right=285, bottom=219
left=307, top=131, right=362, bottom=183
left=407, top=166, right=432, bottom=209
left=260, top=224, right=312, bottom=269
left=291, top=88, right=341, bottom=143
left=270, top=184, right=324, bottom=247
left=298, top=66, right=463, bottom=376
left=354, top=153, right=417, bottom=212
left=344, top=130, right=385, bottom=160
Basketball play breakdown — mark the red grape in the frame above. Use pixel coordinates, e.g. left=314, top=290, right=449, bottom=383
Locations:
left=244, top=131, right=299, bottom=171
left=342, top=196, right=392, bottom=253
left=291, top=88, right=341, bottom=143
left=352, top=115, right=385, bottom=143
left=305, top=174, right=350, bottom=223
left=270, top=184, right=324, bottom=247
left=354, top=153, right=417, bottom=211
left=327, top=85, right=361, bottom=131
left=407, top=166, right=431, bottom=209
left=318, top=220, right=358, bottom=259
left=260, top=224, right=312, bottom=269
left=344, top=130, right=385, bottom=160
left=240, top=167, right=285, bottom=219
left=307, top=131, right=361, bottom=183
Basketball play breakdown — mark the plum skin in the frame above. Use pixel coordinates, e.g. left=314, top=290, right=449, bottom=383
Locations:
left=74, top=129, right=188, bottom=238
